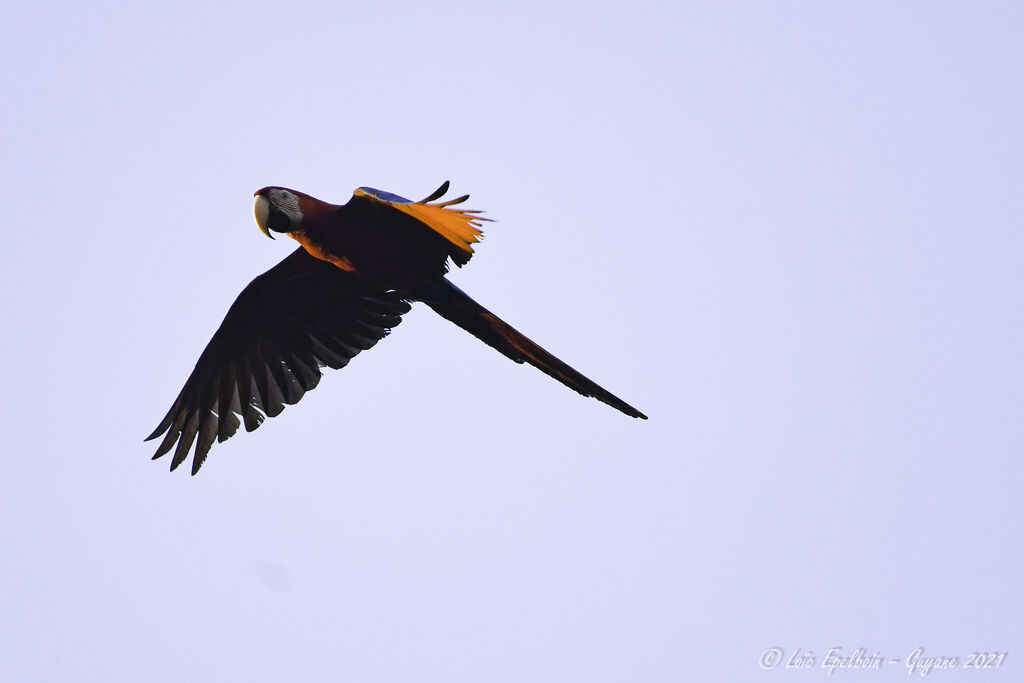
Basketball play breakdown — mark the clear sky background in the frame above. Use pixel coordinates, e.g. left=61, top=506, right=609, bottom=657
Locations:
left=1, top=2, right=1021, bottom=681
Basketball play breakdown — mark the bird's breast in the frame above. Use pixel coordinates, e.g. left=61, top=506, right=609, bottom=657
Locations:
left=288, top=229, right=359, bottom=273
left=288, top=217, right=450, bottom=292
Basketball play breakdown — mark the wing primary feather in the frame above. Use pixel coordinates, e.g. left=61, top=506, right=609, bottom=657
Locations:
left=170, top=410, right=200, bottom=471
left=309, top=334, right=353, bottom=369
left=324, top=334, right=364, bottom=359
left=152, top=423, right=181, bottom=460
left=217, top=369, right=242, bottom=443
left=284, top=351, right=321, bottom=390
left=269, top=356, right=303, bottom=404
left=151, top=396, right=191, bottom=459
left=194, top=395, right=220, bottom=474
left=146, top=403, right=177, bottom=442
left=250, top=344, right=278, bottom=417
left=420, top=180, right=450, bottom=203
left=262, top=361, right=287, bottom=417
left=236, top=354, right=264, bottom=432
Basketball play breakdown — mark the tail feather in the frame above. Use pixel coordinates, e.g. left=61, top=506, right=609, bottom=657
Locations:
left=421, top=279, right=647, bottom=419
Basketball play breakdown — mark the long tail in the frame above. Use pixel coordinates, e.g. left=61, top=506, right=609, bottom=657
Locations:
left=420, top=278, right=647, bottom=419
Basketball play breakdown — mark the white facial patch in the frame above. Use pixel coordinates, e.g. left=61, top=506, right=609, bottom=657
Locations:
left=272, top=189, right=303, bottom=225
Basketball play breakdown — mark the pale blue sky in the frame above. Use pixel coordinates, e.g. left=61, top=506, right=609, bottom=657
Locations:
left=1, top=2, right=1021, bottom=681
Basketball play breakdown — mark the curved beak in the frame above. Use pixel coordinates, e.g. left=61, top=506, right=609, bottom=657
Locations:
left=253, top=194, right=274, bottom=239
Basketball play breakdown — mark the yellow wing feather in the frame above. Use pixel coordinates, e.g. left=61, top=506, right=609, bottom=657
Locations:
left=354, top=184, right=490, bottom=258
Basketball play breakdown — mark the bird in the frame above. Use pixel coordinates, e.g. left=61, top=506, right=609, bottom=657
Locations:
left=146, top=181, right=646, bottom=474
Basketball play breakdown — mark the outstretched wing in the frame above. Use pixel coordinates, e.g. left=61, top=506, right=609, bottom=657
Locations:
left=350, top=181, right=490, bottom=267
left=145, top=247, right=411, bottom=475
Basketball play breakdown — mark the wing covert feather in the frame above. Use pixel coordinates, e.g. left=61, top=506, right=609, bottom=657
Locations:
left=350, top=182, right=490, bottom=267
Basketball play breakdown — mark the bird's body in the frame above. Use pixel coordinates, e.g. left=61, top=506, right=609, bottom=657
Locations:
left=148, top=182, right=645, bottom=474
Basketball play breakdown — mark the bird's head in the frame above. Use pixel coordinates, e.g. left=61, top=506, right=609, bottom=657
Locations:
left=253, top=187, right=305, bottom=239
